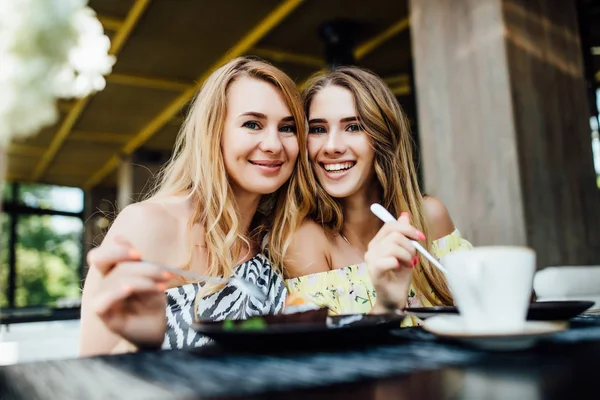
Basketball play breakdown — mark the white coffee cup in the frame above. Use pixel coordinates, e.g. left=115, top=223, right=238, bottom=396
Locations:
left=443, top=246, right=536, bottom=333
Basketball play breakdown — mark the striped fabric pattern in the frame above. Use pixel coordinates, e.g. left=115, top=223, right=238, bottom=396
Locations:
left=162, top=253, right=287, bottom=349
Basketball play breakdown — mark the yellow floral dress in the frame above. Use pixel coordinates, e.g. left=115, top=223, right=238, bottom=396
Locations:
left=285, top=229, right=472, bottom=326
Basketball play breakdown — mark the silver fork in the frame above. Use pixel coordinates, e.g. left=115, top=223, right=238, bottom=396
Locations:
left=146, top=261, right=268, bottom=302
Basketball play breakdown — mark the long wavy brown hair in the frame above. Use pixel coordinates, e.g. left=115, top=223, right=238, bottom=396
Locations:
left=301, top=66, right=452, bottom=306
left=147, top=56, right=315, bottom=279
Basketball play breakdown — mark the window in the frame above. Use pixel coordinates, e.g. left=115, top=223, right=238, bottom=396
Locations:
left=3, top=183, right=12, bottom=203
left=1, top=182, right=84, bottom=315
left=18, top=183, right=84, bottom=213
left=15, top=215, right=83, bottom=307
left=0, top=213, right=9, bottom=308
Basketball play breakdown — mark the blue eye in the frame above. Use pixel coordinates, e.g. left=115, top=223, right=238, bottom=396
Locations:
left=280, top=125, right=297, bottom=134
left=242, top=121, right=261, bottom=130
left=309, top=126, right=327, bottom=134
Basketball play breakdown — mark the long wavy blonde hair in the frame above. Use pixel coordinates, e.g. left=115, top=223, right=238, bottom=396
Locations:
left=147, top=56, right=315, bottom=279
left=301, top=66, right=452, bottom=306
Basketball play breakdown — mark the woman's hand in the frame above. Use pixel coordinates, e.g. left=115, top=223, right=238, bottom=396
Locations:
left=86, top=238, right=171, bottom=350
left=365, top=213, right=425, bottom=314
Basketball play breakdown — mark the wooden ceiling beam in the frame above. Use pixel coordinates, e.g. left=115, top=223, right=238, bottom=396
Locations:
left=383, top=74, right=410, bottom=85
left=83, top=0, right=305, bottom=190
left=298, top=18, right=412, bottom=89
left=31, top=99, right=89, bottom=180
left=98, top=15, right=124, bottom=31
left=53, top=73, right=192, bottom=104
left=251, top=47, right=324, bottom=68
left=390, top=85, right=411, bottom=96
left=7, top=144, right=46, bottom=157
left=108, top=0, right=150, bottom=56
left=70, top=131, right=131, bottom=143
left=106, top=73, right=191, bottom=91
left=354, top=17, right=410, bottom=60
left=383, top=73, right=411, bottom=96
left=31, top=0, right=151, bottom=182
left=43, top=165, right=98, bottom=175
left=57, top=100, right=76, bottom=113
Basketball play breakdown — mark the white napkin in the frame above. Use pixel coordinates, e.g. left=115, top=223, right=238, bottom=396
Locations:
left=534, top=266, right=600, bottom=308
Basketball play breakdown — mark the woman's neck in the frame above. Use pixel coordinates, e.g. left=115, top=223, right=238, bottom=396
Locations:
left=339, top=184, right=383, bottom=254
left=233, top=191, right=262, bottom=238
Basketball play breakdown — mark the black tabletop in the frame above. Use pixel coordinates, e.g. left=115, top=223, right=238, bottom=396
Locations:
left=2, top=314, right=600, bottom=400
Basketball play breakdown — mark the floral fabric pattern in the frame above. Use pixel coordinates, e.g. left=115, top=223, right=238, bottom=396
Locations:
left=285, top=229, right=473, bottom=326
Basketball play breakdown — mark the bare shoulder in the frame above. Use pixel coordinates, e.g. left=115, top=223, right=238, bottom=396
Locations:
left=284, top=219, right=331, bottom=278
left=102, top=198, right=188, bottom=262
left=108, top=200, right=178, bottom=239
left=423, top=196, right=455, bottom=240
left=292, top=219, right=329, bottom=243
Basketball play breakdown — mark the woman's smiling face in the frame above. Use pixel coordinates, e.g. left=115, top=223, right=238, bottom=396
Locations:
left=307, top=85, right=375, bottom=199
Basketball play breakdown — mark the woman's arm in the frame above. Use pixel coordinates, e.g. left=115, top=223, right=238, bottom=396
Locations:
left=79, top=202, right=177, bottom=356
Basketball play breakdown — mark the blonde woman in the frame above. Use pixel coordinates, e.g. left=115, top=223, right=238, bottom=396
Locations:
left=284, top=67, right=472, bottom=320
left=80, top=57, right=315, bottom=356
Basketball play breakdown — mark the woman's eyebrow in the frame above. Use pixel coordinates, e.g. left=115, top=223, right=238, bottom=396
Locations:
left=239, top=111, right=267, bottom=119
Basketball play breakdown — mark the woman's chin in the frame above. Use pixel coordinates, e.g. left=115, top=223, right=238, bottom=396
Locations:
left=246, top=183, right=287, bottom=196
left=321, top=186, right=355, bottom=199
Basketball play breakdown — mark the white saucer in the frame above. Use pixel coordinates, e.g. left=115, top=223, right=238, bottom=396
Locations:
left=422, top=315, right=567, bottom=351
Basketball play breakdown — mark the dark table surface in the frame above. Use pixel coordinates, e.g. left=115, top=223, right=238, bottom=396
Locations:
left=2, top=314, right=600, bottom=400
